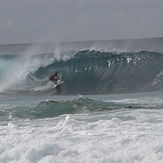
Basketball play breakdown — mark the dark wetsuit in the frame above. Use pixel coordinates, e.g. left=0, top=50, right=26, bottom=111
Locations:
left=49, top=76, right=58, bottom=81
left=49, top=73, right=60, bottom=85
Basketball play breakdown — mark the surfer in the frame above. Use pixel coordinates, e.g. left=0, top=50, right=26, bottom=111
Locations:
left=49, top=71, right=61, bottom=85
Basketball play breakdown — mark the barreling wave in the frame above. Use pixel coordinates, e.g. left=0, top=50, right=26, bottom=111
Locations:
left=1, top=48, right=163, bottom=95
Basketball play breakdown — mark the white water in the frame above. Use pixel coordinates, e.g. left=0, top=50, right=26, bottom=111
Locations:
left=0, top=93, right=163, bottom=163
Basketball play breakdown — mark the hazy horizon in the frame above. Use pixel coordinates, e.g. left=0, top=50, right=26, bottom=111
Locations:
left=0, top=0, right=163, bottom=44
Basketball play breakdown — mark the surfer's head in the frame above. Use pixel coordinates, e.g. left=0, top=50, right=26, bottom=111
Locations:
left=55, top=71, right=58, bottom=74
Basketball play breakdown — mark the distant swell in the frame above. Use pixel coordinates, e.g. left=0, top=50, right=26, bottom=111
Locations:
left=1, top=49, right=163, bottom=95
left=1, top=96, right=162, bottom=121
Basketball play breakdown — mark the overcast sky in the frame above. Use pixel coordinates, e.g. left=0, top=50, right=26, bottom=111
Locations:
left=0, top=0, right=163, bottom=44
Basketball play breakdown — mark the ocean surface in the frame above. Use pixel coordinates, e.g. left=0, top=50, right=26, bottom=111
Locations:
left=0, top=38, right=163, bottom=163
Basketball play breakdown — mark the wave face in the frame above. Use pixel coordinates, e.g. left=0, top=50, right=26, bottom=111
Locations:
left=1, top=49, right=163, bottom=95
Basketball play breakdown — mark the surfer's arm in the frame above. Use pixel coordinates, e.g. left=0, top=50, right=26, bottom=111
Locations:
left=57, top=75, right=61, bottom=81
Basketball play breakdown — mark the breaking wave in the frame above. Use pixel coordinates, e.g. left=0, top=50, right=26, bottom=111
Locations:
left=1, top=48, right=163, bottom=95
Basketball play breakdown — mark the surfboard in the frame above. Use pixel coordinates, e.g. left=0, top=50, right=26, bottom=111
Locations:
left=54, top=80, right=64, bottom=88
left=54, top=83, right=62, bottom=88
left=54, top=80, right=64, bottom=94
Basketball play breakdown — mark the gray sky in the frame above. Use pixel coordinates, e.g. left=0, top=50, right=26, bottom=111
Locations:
left=0, top=0, right=163, bottom=44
